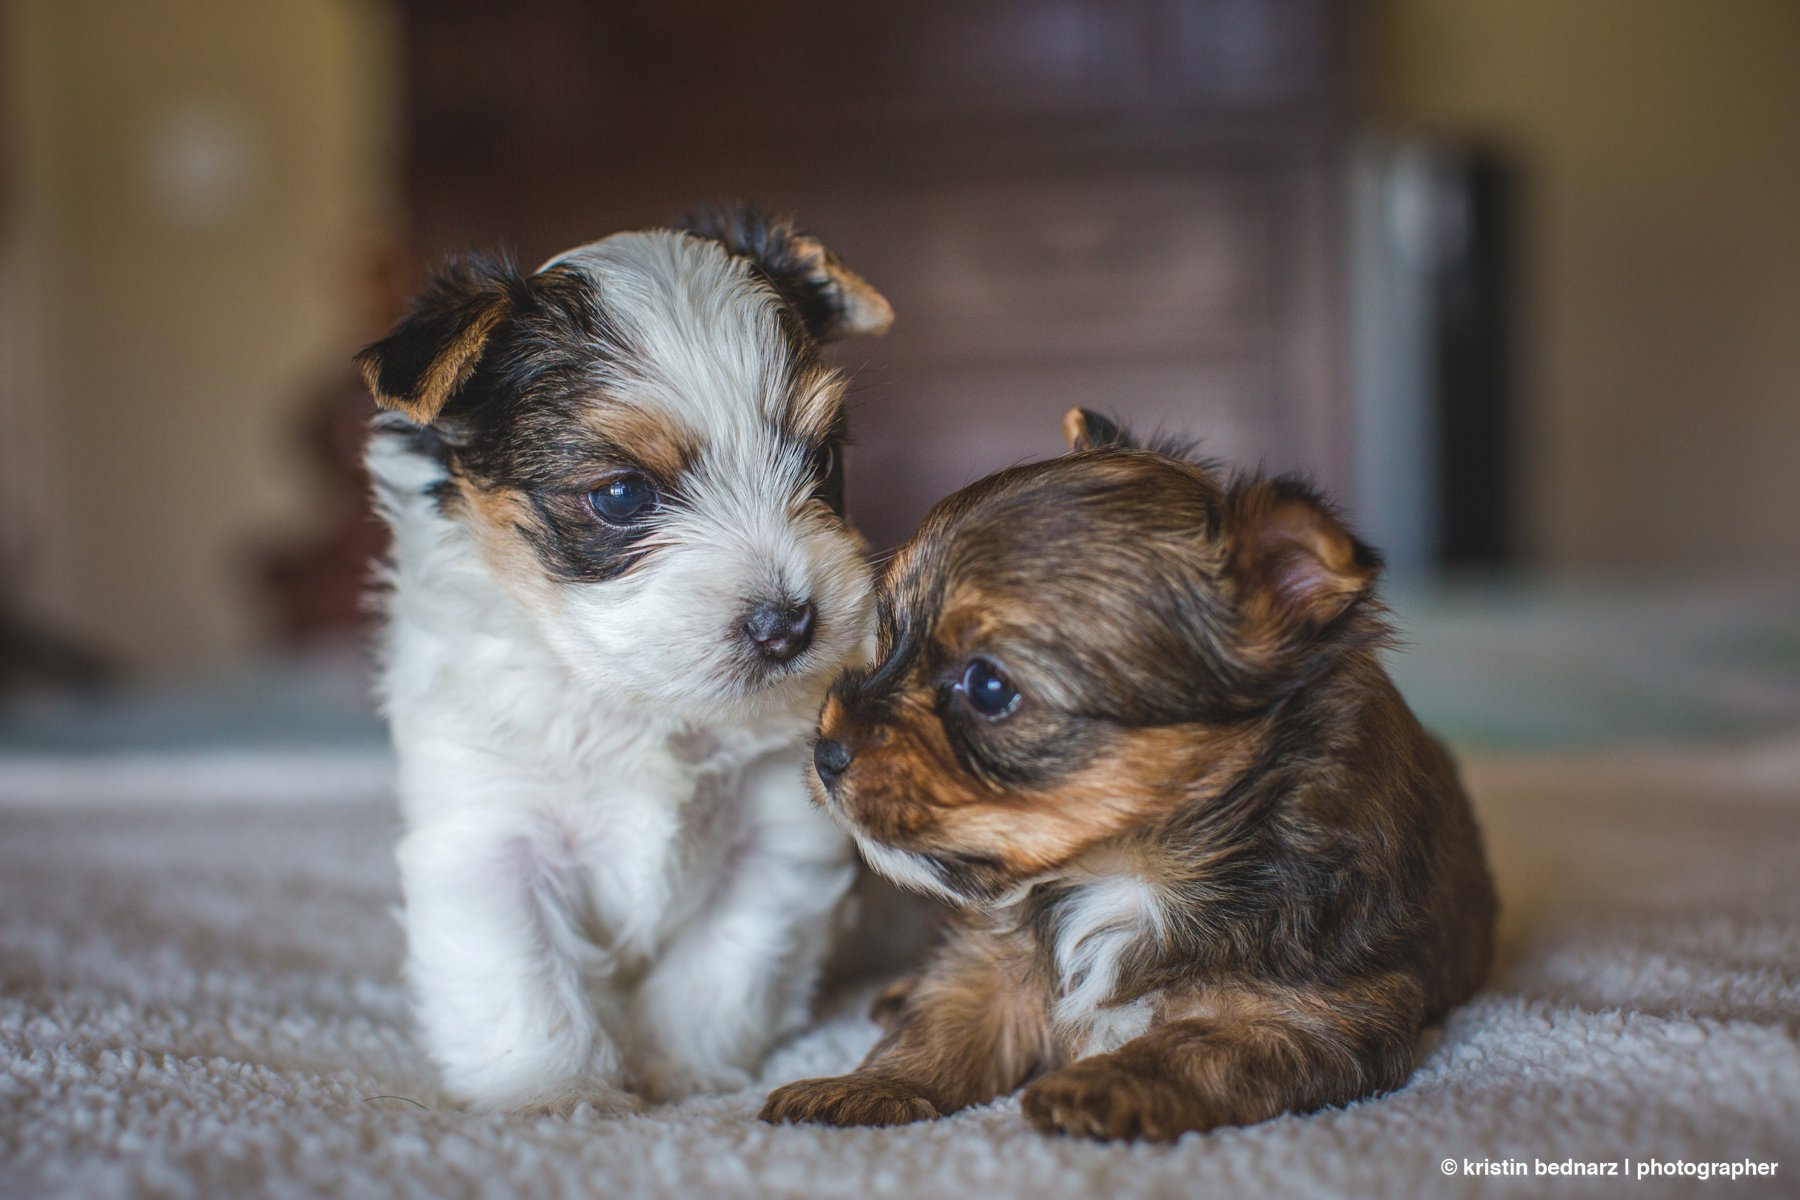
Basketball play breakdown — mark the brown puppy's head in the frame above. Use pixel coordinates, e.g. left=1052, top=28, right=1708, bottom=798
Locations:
left=812, top=409, right=1385, bottom=904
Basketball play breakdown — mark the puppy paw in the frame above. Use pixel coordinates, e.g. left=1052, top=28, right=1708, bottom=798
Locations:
left=1021, top=1060, right=1211, bottom=1142
left=760, top=1074, right=940, bottom=1127
left=636, top=1059, right=754, bottom=1104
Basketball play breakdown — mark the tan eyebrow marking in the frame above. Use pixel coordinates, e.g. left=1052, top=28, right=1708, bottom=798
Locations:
left=785, top=363, right=846, bottom=447
left=577, top=401, right=701, bottom=483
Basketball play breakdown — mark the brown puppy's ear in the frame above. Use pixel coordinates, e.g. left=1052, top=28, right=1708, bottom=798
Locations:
left=1226, top=477, right=1381, bottom=631
left=354, top=253, right=522, bottom=425
left=678, top=205, right=893, bottom=343
left=1061, top=408, right=1136, bottom=452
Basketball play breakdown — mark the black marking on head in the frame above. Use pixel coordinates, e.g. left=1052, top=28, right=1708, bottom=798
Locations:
left=519, top=489, right=659, bottom=585
left=430, top=266, right=639, bottom=486
left=356, top=253, right=530, bottom=424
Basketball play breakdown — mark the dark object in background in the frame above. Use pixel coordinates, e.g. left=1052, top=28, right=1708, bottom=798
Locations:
left=0, top=612, right=114, bottom=694
left=1348, top=140, right=1517, bottom=571
left=256, top=237, right=416, bottom=644
left=256, top=374, right=386, bottom=643
left=1433, top=151, right=1515, bottom=568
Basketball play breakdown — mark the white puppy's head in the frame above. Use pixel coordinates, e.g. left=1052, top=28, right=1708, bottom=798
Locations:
left=358, top=209, right=892, bottom=724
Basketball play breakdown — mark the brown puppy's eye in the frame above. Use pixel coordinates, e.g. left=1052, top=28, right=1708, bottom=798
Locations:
left=956, top=657, right=1021, bottom=720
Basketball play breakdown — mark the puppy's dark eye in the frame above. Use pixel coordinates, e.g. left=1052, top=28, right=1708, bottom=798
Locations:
left=587, top=473, right=659, bottom=524
left=957, top=657, right=1021, bottom=720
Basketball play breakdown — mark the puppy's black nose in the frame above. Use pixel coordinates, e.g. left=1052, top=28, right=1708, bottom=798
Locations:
left=814, top=738, right=853, bottom=788
left=744, top=599, right=815, bottom=662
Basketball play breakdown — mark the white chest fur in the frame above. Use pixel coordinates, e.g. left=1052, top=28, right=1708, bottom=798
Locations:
left=1050, top=873, right=1167, bottom=1055
left=390, top=638, right=807, bottom=965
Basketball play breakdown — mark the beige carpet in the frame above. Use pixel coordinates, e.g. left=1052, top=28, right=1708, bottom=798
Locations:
left=2, top=737, right=1797, bottom=1199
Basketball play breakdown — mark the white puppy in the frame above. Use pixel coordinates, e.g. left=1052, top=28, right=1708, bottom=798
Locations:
left=357, top=209, right=892, bottom=1111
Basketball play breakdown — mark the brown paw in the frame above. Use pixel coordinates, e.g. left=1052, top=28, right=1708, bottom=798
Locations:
left=1022, top=1060, right=1216, bottom=1142
left=867, top=975, right=918, bottom=1028
left=760, top=1074, right=941, bottom=1127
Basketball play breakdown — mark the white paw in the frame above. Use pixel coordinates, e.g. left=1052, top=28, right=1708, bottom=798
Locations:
left=635, top=1058, right=754, bottom=1104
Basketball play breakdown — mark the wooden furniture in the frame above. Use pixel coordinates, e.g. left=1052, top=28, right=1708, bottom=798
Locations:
left=399, top=0, right=1359, bottom=547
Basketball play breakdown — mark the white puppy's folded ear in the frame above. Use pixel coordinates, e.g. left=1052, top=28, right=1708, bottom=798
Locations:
left=355, top=253, right=522, bottom=424
left=678, top=205, right=893, bottom=344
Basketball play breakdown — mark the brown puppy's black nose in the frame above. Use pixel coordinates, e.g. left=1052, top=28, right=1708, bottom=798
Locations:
left=744, top=599, right=815, bottom=662
left=813, top=738, right=853, bottom=788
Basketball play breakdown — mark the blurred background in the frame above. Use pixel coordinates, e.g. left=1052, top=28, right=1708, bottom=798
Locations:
left=2, top=0, right=1797, bottom=771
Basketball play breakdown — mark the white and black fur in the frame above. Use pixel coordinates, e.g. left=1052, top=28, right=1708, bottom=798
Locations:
left=358, top=209, right=892, bottom=1111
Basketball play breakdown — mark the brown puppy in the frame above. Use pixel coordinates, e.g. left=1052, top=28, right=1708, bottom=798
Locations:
left=761, top=409, right=1497, bottom=1140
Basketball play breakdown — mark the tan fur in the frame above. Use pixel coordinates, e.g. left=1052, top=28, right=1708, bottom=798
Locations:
left=363, top=297, right=510, bottom=424
left=790, top=237, right=894, bottom=339
left=448, top=479, right=567, bottom=617
left=576, top=403, right=700, bottom=484
left=1227, top=480, right=1376, bottom=633
left=785, top=364, right=850, bottom=449
left=766, top=925, right=1049, bottom=1125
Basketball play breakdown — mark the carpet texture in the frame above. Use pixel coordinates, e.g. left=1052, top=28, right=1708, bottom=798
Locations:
left=2, top=738, right=1798, bottom=1199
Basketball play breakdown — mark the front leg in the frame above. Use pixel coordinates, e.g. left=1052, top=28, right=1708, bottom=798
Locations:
left=626, top=841, right=854, bottom=1101
left=1022, top=976, right=1423, bottom=1140
left=398, top=819, right=629, bottom=1112
left=627, top=756, right=857, bottom=1102
left=761, top=930, right=1047, bottom=1127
